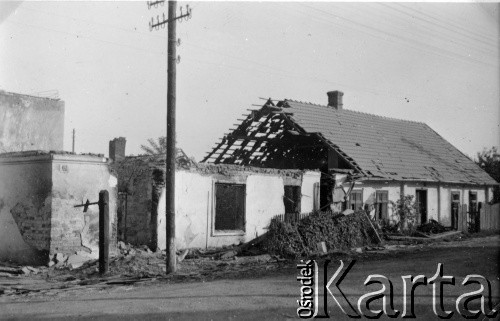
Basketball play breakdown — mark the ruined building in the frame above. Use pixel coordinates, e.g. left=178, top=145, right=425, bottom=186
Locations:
left=0, top=90, right=65, bottom=152
left=203, top=91, right=498, bottom=230
left=111, top=138, right=318, bottom=250
left=0, top=91, right=117, bottom=264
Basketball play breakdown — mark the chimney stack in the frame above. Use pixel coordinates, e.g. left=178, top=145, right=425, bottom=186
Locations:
left=327, top=91, right=343, bottom=110
left=109, top=137, right=126, bottom=161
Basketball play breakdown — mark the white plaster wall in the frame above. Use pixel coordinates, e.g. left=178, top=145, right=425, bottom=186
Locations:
left=0, top=161, right=52, bottom=264
left=440, top=186, right=451, bottom=226
left=487, top=187, right=494, bottom=203
left=427, top=187, right=438, bottom=221
left=475, top=189, right=486, bottom=204
left=245, top=174, right=284, bottom=240
left=300, top=171, right=321, bottom=213
left=157, top=171, right=213, bottom=251
left=361, top=182, right=400, bottom=221
left=158, top=170, right=294, bottom=250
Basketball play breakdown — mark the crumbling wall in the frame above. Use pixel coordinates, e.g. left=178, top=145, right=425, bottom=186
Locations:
left=0, top=158, right=53, bottom=264
left=50, top=154, right=118, bottom=257
left=0, top=91, right=65, bottom=152
left=112, top=158, right=154, bottom=246
left=156, top=168, right=320, bottom=250
left=157, top=171, right=213, bottom=250
left=300, top=172, right=321, bottom=212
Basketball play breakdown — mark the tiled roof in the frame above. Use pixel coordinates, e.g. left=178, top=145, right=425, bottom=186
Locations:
left=283, top=99, right=497, bottom=185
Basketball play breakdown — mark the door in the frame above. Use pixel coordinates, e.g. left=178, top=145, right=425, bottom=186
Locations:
left=468, top=192, right=479, bottom=233
left=451, top=192, right=460, bottom=230
left=284, top=186, right=301, bottom=222
left=416, top=190, right=428, bottom=224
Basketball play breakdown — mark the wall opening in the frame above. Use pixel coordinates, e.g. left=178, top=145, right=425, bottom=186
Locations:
left=468, top=191, right=480, bottom=233
left=416, top=189, right=428, bottom=224
left=348, top=190, right=363, bottom=211
left=214, top=183, right=246, bottom=232
left=284, top=185, right=301, bottom=214
left=451, top=192, right=460, bottom=230
left=375, top=190, right=388, bottom=220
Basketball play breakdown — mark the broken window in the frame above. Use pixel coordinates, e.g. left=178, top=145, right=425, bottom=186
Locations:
left=214, top=183, right=245, bottom=231
left=375, top=191, right=388, bottom=220
left=348, top=190, right=363, bottom=211
left=284, top=185, right=301, bottom=214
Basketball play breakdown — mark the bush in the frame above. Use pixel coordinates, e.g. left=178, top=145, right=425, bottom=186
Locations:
left=266, top=210, right=379, bottom=258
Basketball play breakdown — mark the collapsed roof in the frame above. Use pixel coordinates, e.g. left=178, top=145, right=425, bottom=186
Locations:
left=203, top=95, right=496, bottom=186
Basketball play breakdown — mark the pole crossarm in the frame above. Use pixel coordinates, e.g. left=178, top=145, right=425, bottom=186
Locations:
left=149, top=4, right=192, bottom=31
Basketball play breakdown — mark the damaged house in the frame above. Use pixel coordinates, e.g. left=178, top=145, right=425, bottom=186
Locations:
left=112, top=143, right=320, bottom=251
left=203, top=91, right=498, bottom=230
left=0, top=91, right=117, bottom=265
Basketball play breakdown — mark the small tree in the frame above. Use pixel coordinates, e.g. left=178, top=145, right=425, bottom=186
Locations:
left=475, top=146, right=500, bottom=203
left=390, top=195, right=418, bottom=235
left=140, top=137, right=167, bottom=155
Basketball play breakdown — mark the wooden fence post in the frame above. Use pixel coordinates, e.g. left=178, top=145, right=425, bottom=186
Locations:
left=99, top=190, right=110, bottom=275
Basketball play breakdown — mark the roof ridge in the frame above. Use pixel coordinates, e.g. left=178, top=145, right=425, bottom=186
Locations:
left=283, top=98, right=426, bottom=125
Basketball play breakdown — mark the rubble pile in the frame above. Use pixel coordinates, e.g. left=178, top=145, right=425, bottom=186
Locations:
left=266, top=210, right=380, bottom=258
left=417, top=219, right=447, bottom=234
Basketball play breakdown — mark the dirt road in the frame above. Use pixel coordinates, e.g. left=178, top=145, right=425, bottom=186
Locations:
left=0, top=236, right=498, bottom=320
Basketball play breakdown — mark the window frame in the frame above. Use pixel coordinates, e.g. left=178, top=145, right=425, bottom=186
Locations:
left=348, top=189, right=364, bottom=211
left=375, top=190, right=389, bottom=220
left=212, top=182, right=246, bottom=236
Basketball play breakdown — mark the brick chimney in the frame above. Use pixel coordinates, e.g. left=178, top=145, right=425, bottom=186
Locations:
left=109, top=137, right=126, bottom=161
left=327, top=91, right=343, bottom=110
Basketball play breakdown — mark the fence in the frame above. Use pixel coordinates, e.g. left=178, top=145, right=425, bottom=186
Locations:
left=456, top=203, right=500, bottom=232
left=272, top=212, right=314, bottom=224
left=480, top=203, right=500, bottom=231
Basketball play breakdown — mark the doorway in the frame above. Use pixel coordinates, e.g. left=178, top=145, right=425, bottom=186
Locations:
left=451, top=192, right=460, bottom=230
left=415, top=190, right=428, bottom=224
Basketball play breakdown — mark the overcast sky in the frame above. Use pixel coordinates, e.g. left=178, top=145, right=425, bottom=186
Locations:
left=0, top=1, right=498, bottom=160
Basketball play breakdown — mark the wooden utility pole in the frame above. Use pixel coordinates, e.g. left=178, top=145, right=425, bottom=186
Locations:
left=165, top=0, right=177, bottom=274
left=148, top=0, right=192, bottom=274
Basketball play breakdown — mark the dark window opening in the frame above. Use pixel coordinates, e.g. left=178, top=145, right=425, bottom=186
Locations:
left=416, top=190, right=428, bottom=224
left=375, top=191, right=388, bottom=220
left=451, top=192, right=460, bottom=230
left=349, top=190, right=363, bottom=211
left=468, top=191, right=480, bottom=233
left=284, top=185, right=301, bottom=214
left=469, top=192, right=478, bottom=212
left=214, top=183, right=245, bottom=231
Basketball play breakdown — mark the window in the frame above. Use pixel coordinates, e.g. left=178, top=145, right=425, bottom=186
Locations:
left=214, top=183, right=245, bottom=232
left=284, top=186, right=301, bottom=214
left=375, top=191, right=388, bottom=220
left=469, top=191, right=477, bottom=212
left=349, top=190, right=363, bottom=211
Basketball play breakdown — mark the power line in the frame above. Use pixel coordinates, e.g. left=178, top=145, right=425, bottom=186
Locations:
left=339, top=3, right=496, bottom=57
left=393, top=3, right=498, bottom=44
left=296, top=4, right=497, bottom=68
left=382, top=3, right=497, bottom=50
left=4, top=19, right=166, bottom=56
left=19, top=5, right=167, bottom=40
